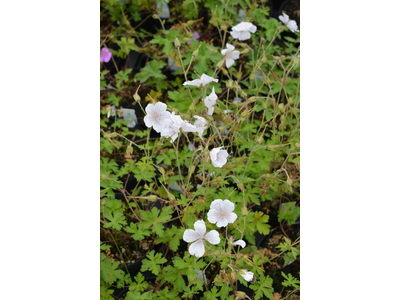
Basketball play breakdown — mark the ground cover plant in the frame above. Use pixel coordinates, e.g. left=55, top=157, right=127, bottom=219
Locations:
left=100, top=0, right=300, bottom=299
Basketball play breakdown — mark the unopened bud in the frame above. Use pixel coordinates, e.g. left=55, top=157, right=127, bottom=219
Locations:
left=221, top=67, right=228, bottom=76
left=240, top=110, right=249, bottom=117
left=174, top=37, right=181, bottom=48
left=133, top=92, right=140, bottom=102
left=278, top=103, right=284, bottom=111
left=226, top=79, right=234, bottom=88
left=216, top=60, right=224, bottom=68
left=241, top=206, right=248, bottom=216
left=221, top=24, right=228, bottom=31
left=234, top=291, right=247, bottom=299
left=237, top=182, right=244, bottom=191
left=240, top=90, right=247, bottom=98
left=263, top=74, right=271, bottom=85
left=247, top=96, right=256, bottom=103
left=231, top=271, right=237, bottom=282
left=241, top=48, right=250, bottom=55
left=192, top=48, right=199, bottom=57
left=152, top=14, right=158, bottom=19
left=167, top=191, right=175, bottom=201
left=126, top=144, right=133, bottom=155
left=186, top=20, right=196, bottom=26
left=256, top=136, right=263, bottom=144
left=261, top=54, right=267, bottom=63
left=148, top=195, right=157, bottom=202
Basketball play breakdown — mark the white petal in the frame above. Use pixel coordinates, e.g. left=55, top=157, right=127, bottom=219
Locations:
left=183, top=79, right=202, bottom=87
left=226, top=211, right=238, bottom=224
left=221, top=49, right=228, bottom=56
left=230, top=30, right=240, bottom=39
left=233, top=239, right=246, bottom=248
left=210, top=199, right=223, bottom=210
left=226, top=57, right=234, bottom=68
left=221, top=199, right=235, bottom=212
left=183, top=229, right=200, bottom=243
left=189, top=239, right=205, bottom=257
left=238, top=31, right=251, bottom=41
left=207, top=106, right=214, bottom=116
left=154, top=102, right=167, bottom=112
left=230, top=50, right=240, bottom=60
left=143, top=115, right=153, bottom=128
left=145, top=103, right=155, bottom=114
left=194, top=220, right=206, bottom=237
left=204, top=230, right=220, bottom=245
left=226, top=43, right=235, bottom=51
left=207, top=209, right=220, bottom=224
left=216, top=217, right=229, bottom=228
left=200, top=74, right=218, bottom=85
left=240, top=270, right=254, bottom=282
left=249, top=25, right=257, bottom=33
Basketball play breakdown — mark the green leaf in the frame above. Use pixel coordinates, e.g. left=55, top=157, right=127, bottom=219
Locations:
left=125, top=223, right=151, bottom=240
left=135, top=60, right=166, bottom=83
left=281, top=272, right=300, bottom=290
left=250, top=274, right=274, bottom=300
left=278, top=202, right=300, bottom=225
left=140, top=206, right=173, bottom=237
left=140, top=250, right=167, bottom=275
left=100, top=254, right=124, bottom=284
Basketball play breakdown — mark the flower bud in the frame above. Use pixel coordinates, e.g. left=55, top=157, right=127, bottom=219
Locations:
left=261, top=54, right=267, bottom=63
left=263, top=74, right=271, bottom=85
left=216, top=60, right=224, bottom=69
left=226, top=79, right=234, bottom=88
left=152, top=14, right=158, bottom=19
left=192, top=48, right=199, bottom=57
left=133, top=92, right=140, bottom=102
left=147, top=195, right=157, bottom=202
left=221, top=67, right=228, bottom=76
left=231, top=271, right=237, bottom=282
left=241, top=48, right=250, bottom=55
left=241, top=206, right=248, bottom=216
left=256, top=136, right=263, bottom=144
left=247, top=96, right=256, bottom=103
left=240, top=90, right=247, bottom=98
left=221, top=24, right=228, bottom=31
left=186, top=20, right=196, bottom=26
left=278, top=103, right=284, bottom=111
left=174, top=37, right=181, bottom=48
left=234, top=291, right=247, bottom=299
left=262, top=101, right=269, bottom=109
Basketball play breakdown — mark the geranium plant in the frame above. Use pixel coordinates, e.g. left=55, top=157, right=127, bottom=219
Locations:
left=101, top=0, right=300, bottom=299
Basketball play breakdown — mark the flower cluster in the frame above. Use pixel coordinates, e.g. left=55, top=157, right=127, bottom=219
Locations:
left=144, top=102, right=206, bottom=142
left=183, top=199, right=253, bottom=281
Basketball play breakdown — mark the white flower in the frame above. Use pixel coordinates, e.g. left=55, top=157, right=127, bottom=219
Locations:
left=232, top=239, right=246, bottom=248
left=230, top=22, right=257, bottom=41
left=183, top=74, right=219, bottom=87
left=221, top=43, right=240, bottom=68
left=183, top=220, right=220, bottom=258
left=194, top=115, right=208, bottom=136
left=143, top=102, right=171, bottom=133
left=160, top=112, right=197, bottom=142
left=207, top=199, right=238, bottom=227
left=279, top=13, right=299, bottom=33
left=188, top=143, right=196, bottom=152
left=204, top=87, right=218, bottom=116
left=239, top=270, right=254, bottom=282
left=209, top=147, right=228, bottom=168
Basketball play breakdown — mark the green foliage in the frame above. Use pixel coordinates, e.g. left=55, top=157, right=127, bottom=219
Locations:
left=141, top=250, right=167, bottom=275
left=278, top=201, right=300, bottom=225
left=101, top=0, right=300, bottom=298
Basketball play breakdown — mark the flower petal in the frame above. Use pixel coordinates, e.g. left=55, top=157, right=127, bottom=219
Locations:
left=183, top=229, right=200, bottom=243
left=230, top=50, right=240, bottom=60
left=154, top=102, right=167, bottom=113
left=210, top=199, right=223, bottom=210
left=233, top=239, right=246, bottom=248
left=183, top=79, right=201, bottom=87
left=216, top=217, right=229, bottom=228
left=145, top=103, right=155, bottom=114
left=221, top=49, right=228, bottom=56
left=230, top=30, right=240, bottom=39
left=226, top=57, right=234, bottom=68
left=143, top=115, right=153, bottom=128
left=189, top=239, right=205, bottom=257
left=194, top=219, right=206, bottom=237
left=239, top=270, right=254, bottom=282
left=226, top=43, right=235, bottom=51
left=226, top=211, right=238, bottom=224
left=238, top=31, right=251, bottom=41
left=207, top=209, right=220, bottom=224
left=204, top=230, right=220, bottom=245
left=221, top=199, right=235, bottom=212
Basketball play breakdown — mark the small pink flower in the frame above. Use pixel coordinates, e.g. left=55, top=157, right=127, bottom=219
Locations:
left=100, top=47, right=112, bottom=63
